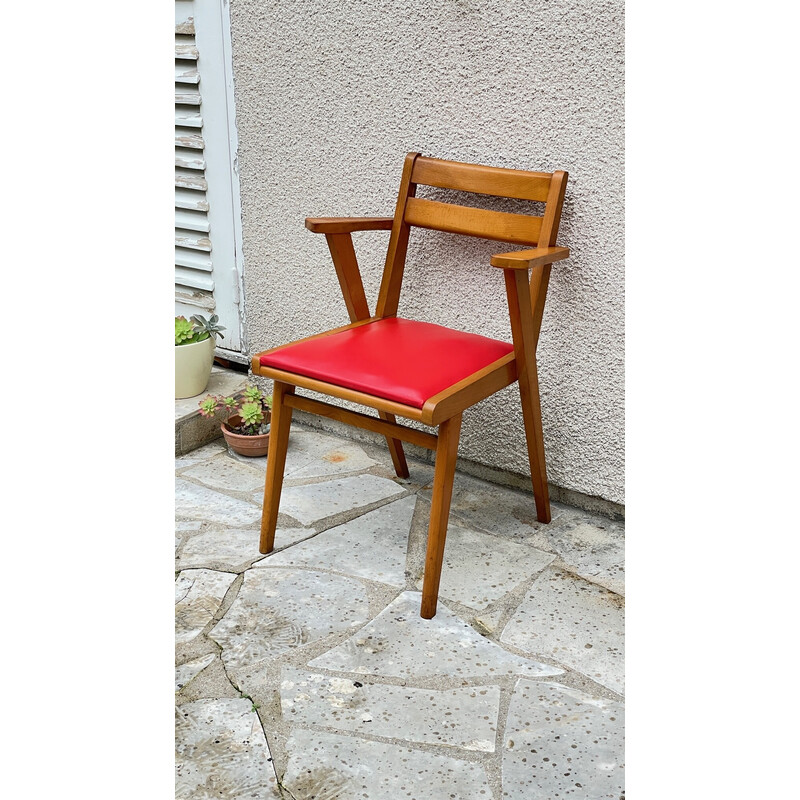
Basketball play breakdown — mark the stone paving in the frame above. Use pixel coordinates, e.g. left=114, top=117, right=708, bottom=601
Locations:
left=175, top=421, right=625, bottom=799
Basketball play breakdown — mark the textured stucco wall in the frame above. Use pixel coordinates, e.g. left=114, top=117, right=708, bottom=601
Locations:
left=229, top=0, right=624, bottom=507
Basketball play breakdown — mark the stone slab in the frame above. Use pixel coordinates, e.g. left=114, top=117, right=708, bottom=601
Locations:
left=175, top=698, right=281, bottom=799
left=284, top=429, right=379, bottom=478
left=176, top=519, right=202, bottom=551
left=176, top=528, right=309, bottom=571
left=225, top=428, right=379, bottom=477
left=501, top=567, right=625, bottom=694
left=259, top=495, right=416, bottom=586
left=280, top=666, right=500, bottom=752
left=175, top=440, right=226, bottom=468
left=176, top=569, right=238, bottom=644
left=210, top=568, right=369, bottom=675
left=176, top=520, right=203, bottom=533
left=181, top=454, right=267, bottom=493
left=262, top=474, right=405, bottom=526
left=502, top=680, right=624, bottom=799
left=175, top=654, right=216, bottom=691
left=176, top=478, right=262, bottom=526
left=414, top=517, right=555, bottom=609
left=309, top=591, right=563, bottom=679
left=526, top=517, right=625, bottom=595
left=280, top=728, right=491, bottom=800
left=420, top=472, right=568, bottom=538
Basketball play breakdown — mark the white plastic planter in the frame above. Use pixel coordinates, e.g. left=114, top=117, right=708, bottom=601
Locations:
left=175, top=336, right=216, bottom=399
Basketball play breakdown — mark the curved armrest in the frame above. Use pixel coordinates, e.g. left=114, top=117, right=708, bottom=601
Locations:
left=305, top=216, right=394, bottom=234
left=490, top=246, right=570, bottom=269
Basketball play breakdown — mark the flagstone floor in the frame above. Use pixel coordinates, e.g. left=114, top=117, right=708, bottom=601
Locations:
left=175, top=420, right=625, bottom=799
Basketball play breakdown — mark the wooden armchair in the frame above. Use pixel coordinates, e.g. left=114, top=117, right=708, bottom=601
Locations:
left=251, top=153, right=569, bottom=618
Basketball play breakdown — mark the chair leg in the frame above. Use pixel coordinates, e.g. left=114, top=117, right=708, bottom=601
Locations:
left=504, top=266, right=552, bottom=524
left=259, top=381, right=295, bottom=553
left=378, top=411, right=410, bottom=478
left=518, top=363, right=551, bottom=523
left=420, top=413, right=462, bottom=619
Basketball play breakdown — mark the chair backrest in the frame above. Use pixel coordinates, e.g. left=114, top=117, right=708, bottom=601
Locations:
left=376, top=153, right=568, bottom=317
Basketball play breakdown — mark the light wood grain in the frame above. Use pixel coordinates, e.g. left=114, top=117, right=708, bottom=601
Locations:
left=325, top=233, right=371, bottom=321
left=259, top=381, right=295, bottom=553
left=538, top=170, right=569, bottom=247
left=412, top=156, right=552, bottom=202
left=422, top=353, right=518, bottom=425
left=285, top=394, right=438, bottom=450
left=378, top=410, right=411, bottom=478
left=504, top=268, right=551, bottom=523
left=305, top=217, right=394, bottom=233
left=404, top=197, right=543, bottom=246
left=420, top=413, right=463, bottom=619
left=490, top=246, right=570, bottom=270
left=376, top=152, right=420, bottom=318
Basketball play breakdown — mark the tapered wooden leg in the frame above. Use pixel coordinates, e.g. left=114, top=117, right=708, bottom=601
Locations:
left=504, top=267, right=551, bottom=523
left=518, top=360, right=551, bottom=523
left=259, top=381, right=295, bottom=553
left=378, top=411, right=410, bottom=478
left=420, top=413, right=462, bottom=619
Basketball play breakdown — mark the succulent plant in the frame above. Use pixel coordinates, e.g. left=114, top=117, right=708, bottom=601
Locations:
left=190, top=314, right=226, bottom=341
left=198, top=384, right=272, bottom=436
left=176, top=314, right=226, bottom=346
left=175, top=316, right=200, bottom=345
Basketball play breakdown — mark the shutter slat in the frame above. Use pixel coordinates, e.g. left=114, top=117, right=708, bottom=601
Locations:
left=175, top=65, right=200, bottom=84
left=175, top=288, right=216, bottom=311
left=175, top=44, right=199, bottom=60
left=176, top=233, right=212, bottom=252
left=175, top=188, right=209, bottom=211
left=175, top=266, right=215, bottom=292
left=176, top=91, right=201, bottom=106
left=175, top=170, right=208, bottom=190
left=175, top=111, right=202, bottom=128
left=176, top=208, right=211, bottom=232
left=175, top=18, right=195, bottom=35
left=176, top=248, right=213, bottom=271
left=175, top=132, right=204, bottom=150
left=175, top=150, right=206, bottom=170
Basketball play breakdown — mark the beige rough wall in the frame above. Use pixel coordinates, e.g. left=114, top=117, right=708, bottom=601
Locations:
left=229, top=0, right=624, bottom=507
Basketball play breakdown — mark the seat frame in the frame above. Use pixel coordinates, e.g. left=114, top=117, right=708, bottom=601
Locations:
left=251, top=153, right=569, bottom=618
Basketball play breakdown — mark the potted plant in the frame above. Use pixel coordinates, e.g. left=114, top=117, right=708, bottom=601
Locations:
left=199, top=384, right=272, bottom=457
left=175, top=314, right=225, bottom=399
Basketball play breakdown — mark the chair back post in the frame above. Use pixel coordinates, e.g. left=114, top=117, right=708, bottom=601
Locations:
left=375, top=152, right=420, bottom=318
left=529, top=170, right=569, bottom=343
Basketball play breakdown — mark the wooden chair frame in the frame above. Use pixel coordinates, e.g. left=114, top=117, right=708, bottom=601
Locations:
left=251, top=153, right=569, bottom=618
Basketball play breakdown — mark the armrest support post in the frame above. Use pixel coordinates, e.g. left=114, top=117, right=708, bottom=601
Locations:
left=324, top=233, right=371, bottom=322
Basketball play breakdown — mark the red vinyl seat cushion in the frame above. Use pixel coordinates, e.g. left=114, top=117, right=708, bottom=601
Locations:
left=259, top=317, right=515, bottom=409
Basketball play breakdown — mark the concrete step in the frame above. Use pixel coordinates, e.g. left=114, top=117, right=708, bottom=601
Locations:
left=175, top=366, right=249, bottom=456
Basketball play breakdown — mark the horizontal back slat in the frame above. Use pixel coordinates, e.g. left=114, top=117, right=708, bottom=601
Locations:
left=412, top=156, right=552, bottom=202
left=404, top=197, right=542, bottom=246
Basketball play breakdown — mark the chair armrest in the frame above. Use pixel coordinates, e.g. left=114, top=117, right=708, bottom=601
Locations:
left=490, top=246, right=570, bottom=269
left=305, top=217, right=394, bottom=234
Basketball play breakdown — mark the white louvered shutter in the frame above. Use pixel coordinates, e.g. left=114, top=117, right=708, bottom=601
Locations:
left=175, top=0, right=244, bottom=355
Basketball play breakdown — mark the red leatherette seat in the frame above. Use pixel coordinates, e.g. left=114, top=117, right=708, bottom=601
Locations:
left=260, top=317, right=514, bottom=409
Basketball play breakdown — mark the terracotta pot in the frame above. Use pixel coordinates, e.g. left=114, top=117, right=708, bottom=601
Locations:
left=221, top=414, right=271, bottom=457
